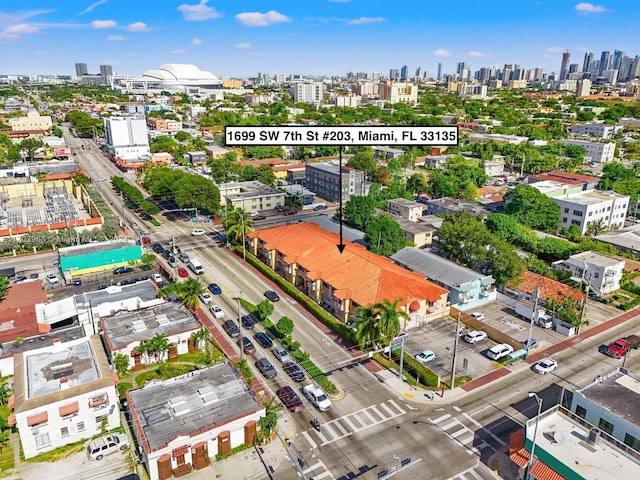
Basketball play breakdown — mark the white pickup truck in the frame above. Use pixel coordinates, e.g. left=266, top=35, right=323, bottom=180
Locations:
left=301, top=384, right=332, bottom=412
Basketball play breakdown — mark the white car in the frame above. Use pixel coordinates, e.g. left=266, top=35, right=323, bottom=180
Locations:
left=199, top=292, right=213, bottom=304
left=463, top=330, right=488, bottom=344
left=151, top=273, right=163, bottom=283
left=469, top=312, right=485, bottom=321
left=45, top=273, right=59, bottom=284
left=301, top=384, right=332, bottom=412
left=191, top=229, right=206, bottom=236
left=533, top=358, right=558, bottom=374
left=486, top=343, right=514, bottom=360
left=210, top=304, right=224, bottom=319
left=414, top=350, right=436, bottom=364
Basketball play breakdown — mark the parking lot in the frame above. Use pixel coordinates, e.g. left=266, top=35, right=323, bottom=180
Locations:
left=402, top=296, right=621, bottom=383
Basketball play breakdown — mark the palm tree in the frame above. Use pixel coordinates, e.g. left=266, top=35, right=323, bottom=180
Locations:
left=190, top=327, right=211, bottom=352
left=351, top=305, right=380, bottom=351
left=133, top=340, right=152, bottom=365
left=223, top=207, right=254, bottom=244
left=149, top=333, right=171, bottom=363
left=586, top=219, right=607, bottom=237
left=374, top=298, right=410, bottom=359
left=177, top=277, right=206, bottom=311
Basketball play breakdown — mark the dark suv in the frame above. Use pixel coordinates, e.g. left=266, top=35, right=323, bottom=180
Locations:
left=113, top=267, right=134, bottom=275
left=222, top=320, right=240, bottom=338
left=152, top=243, right=164, bottom=254
left=255, top=357, right=277, bottom=379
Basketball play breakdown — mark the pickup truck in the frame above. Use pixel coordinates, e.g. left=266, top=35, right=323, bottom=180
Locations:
left=301, top=384, right=332, bottom=412
left=605, top=335, right=640, bottom=358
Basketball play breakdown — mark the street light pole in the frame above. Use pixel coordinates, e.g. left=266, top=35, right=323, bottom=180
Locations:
left=524, top=392, right=543, bottom=480
left=449, top=312, right=461, bottom=390
left=237, top=291, right=243, bottom=362
left=525, top=288, right=539, bottom=357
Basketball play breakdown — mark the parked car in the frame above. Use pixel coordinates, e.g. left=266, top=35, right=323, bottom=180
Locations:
left=238, top=336, right=256, bottom=355
left=254, top=331, right=273, bottom=349
left=255, top=357, right=277, bottom=379
left=151, top=273, right=164, bottom=285
left=86, top=435, right=129, bottom=461
left=191, top=229, right=206, bottom=236
left=199, top=292, right=213, bottom=304
left=241, top=314, right=257, bottom=330
left=210, top=305, right=224, bottom=319
left=113, top=267, right=134, bottom=275
left=283, top=362, right=306, bottom=382
left=276, top=386, right=304, bottom=413
left=167, top=256, right=177, bottom=268
left=178, top=252, right=190, bottom=263
left=463, top=330, right=488, bottom=344
left=283, top=209, right=296, bottom=216
left=313, top=204, right=327, bottom=211
left=522, top=338, right=539, bottom=350
left=10, top=275, right=27, bottom=283
left=222, top=319, right=240, bottom=338
left=264, top=290, right=280, bottom=302
left=469, top=312, right=485, bottom=321
left=152, top=242, right=164, bottom=254
left=46, top=273, right=60, bottom=284
left=253, top=214, right=266, bottom=220
left=171, top=245, right=181, bottom=255
left=208, top=283, right=222, bottom=295
left=414, top=350, right=436, bottom=364
left=177, top=267, right=189, bottom=278
left=301, top=384, right=332, bottom=412
left=486, top=343, right=514, bottom=360
left=272, top=345, right=291, bottom=363
left=533, top=358, right=558, bottom=374
left=137, top=236, right=151, bottom=245
left=250, top=211, right=261, bottom=218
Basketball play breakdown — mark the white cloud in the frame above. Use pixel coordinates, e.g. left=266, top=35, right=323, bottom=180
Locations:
left=346, top=17, right=385, bottom=25
left=468, top=51, right=490, bottom=58
left=79, top=0, right=108, bottom=15
left=545, top=46, right=564, bottom=53
left=0, top=9, right=54, bottom=23
left=106, top=35, right=127, bottom=41
left=575, top=3, right=609, bottom=13
left=91, top=19, right=116, bottom=29
left=177, top=0, right=223, bottom=21
left=235, top=10, right=291, bottom=27
left=170, top=49, right=186, bottom=54
left=235, top=42, right=251, bottom=49
left=126, top=22, right=150, bottom=32
left=433, top=49, right=451, bottom=57
left=191, top=37, right=202, bottom=45
left=5, top=24, right=39, bottom=35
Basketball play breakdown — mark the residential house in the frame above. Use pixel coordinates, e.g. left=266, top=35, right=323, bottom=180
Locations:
left=552, top=251, right=625, bottom=296
left=100, top=302, right=202, bottom=370
left=387, top=199, right=424, bottom=222
left=559, top=139, right=615, bottom=163
left=186, top=151, right=207, bottom=166
left=305, top=161, right=366, bottom=203
left=127, top=363, right=265, bottom=480
left=9, top=336, right=120, bottom=459
left=526, top=170, right=600, bottom=191
left=391, top=248, right=496, bottom=309
left=503, top=271, right=586, bottom=305
left=424, top=197, right=492, bottom=219
left=0, top=282, right=49, bottom=344
left=596, top=224, right=640, bottom=255
left=247, top=223, right=449, bottom=328
left=217, top=181, right=285, bottom=214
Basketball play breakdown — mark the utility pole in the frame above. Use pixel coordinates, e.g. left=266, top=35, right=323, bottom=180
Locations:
left=398, top=335, right=406, bottom=379
left=449, top=312, right=461, bottom=390
left=237, top=292, right=243, bottom=362
left=525, top=288, right=540, bottom=356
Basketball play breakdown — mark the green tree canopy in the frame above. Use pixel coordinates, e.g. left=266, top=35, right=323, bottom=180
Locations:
left=504, top=184, right=560, bottom=232
left=364, top=214, right=407, bottom=256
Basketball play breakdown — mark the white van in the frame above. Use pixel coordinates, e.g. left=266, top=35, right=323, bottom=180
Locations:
left=86, top=434, right=129, bottom=460
left=188, top=258, right=204, bottom=274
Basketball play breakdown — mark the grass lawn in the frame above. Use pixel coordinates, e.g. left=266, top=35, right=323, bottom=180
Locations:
left=135, top=363, right=198, bottom=386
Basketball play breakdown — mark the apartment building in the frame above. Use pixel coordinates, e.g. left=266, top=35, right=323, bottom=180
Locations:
left=387, top=198, right=424, bottom=222
left=10, top=336, right=120, bottom=459
left=378, top=81, right=418, bottom=104
left=551, top=189, right=629, bottom=235
left=571, top=121, right=619, bottom=139
left=559, top=138, right=615, bottom=163
left=218, top=180, right=286, bottom=213
left=290, top=82, right=324, bottom=103
left=336, top=94, right=361, bottom=107
left=305, top=161, right=366, bottom=203
left=553, top=250, right=624, bottom=296
left=7, top=110, right=53, bottom=131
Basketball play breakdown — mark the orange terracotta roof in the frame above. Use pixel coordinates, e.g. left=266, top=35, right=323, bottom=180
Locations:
left=509, top=448, right=567, bottom=480
left=0, top=282, right=48, bottom=343
left=528, top=170, right=599, bottom=184
left=510, top=271, right=585, bottom=303
left=248, top=223, right=448, bottom=307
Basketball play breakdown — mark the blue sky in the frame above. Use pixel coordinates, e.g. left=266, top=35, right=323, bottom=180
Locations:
left=0, top=1, right=638, bottom=78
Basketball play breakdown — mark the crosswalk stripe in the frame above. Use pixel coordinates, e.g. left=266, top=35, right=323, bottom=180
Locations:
left=360, top=408, right=378, bottom=426
left=450, top=427, right=470, bottom=439
left=441, top=419, right=460, bottom=431
left=431, top=413, right=452, bottom=424
left=301, top=430, right=317, bottom=449
left=340, top=416, right=360, bottom=432
left=321, top=423, right=339, bottom=438
left=332, top=420, right=350, bottom=436
left=387, top=399, right=406, bottom=414
left=314, top=429, right=330, bottom=444
left=457, top=432, right=474, bottom=445
left=379, top=402, right=397, bottom=417
left=368, top=405, right=385, bottom=421
left=467, top=468, right=484, bottom=480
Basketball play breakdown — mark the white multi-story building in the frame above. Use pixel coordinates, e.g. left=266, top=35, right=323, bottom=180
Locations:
left=378, top=81, right=418, bottom=104
left=336, top=94, right=361, bottom=108
left=551, top=189, right=629, bottom=236
left=7, top=110, right=53, bottom=131
left=10, top=336, right=120, bottom=459
left=553, top=250, right=625, bottom=295
left=559, top=139, right=616, bottom=163
left=290, top=82, right=324, bottom=103
left=571, top=122, right=619, bottom=139
left=387, top=198, right=424, bottom=222
left=103, top=116, right=151, bottom=160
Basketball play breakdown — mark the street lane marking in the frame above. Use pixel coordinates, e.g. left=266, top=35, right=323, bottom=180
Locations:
left=431, top=413, right=452, bottom=424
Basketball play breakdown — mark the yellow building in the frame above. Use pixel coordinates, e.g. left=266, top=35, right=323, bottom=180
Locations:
left=7, top=111, right=53, bottom=131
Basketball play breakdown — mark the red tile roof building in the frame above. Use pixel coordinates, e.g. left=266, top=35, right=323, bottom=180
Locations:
left=0, top=282, right=50, bottom=343
left=247, top=223, right=449, bottom=327
left=508, top=271, right=585, bottom=303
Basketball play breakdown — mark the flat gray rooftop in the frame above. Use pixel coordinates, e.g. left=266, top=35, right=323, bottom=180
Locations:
left=25, top=337, right=101, bottom=399
left=0, top=326, right=84, bottom=357
left=102, top=302, right=201, bottom=350
left=578, top=369, right=640, bottom=427
left=75, top=279, right=159, bottom=309
left=128, top=362, right=263, bottom=451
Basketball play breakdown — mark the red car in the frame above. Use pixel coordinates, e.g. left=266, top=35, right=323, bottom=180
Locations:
left=283, top=209, right=296, bottom=216
left=276, top=386, right=304, bottom=413
left=177, top=267, right=189, bottom=278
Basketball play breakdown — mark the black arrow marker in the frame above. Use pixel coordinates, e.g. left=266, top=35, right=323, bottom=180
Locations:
left=337, top=145, right=345, bottom=254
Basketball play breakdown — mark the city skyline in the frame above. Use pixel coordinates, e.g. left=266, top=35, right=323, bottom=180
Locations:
left=1, top=1, right=639, bottom=78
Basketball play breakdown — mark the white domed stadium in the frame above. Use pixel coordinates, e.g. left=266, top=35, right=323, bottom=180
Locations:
left=111, top=63, right=222, bottom=94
